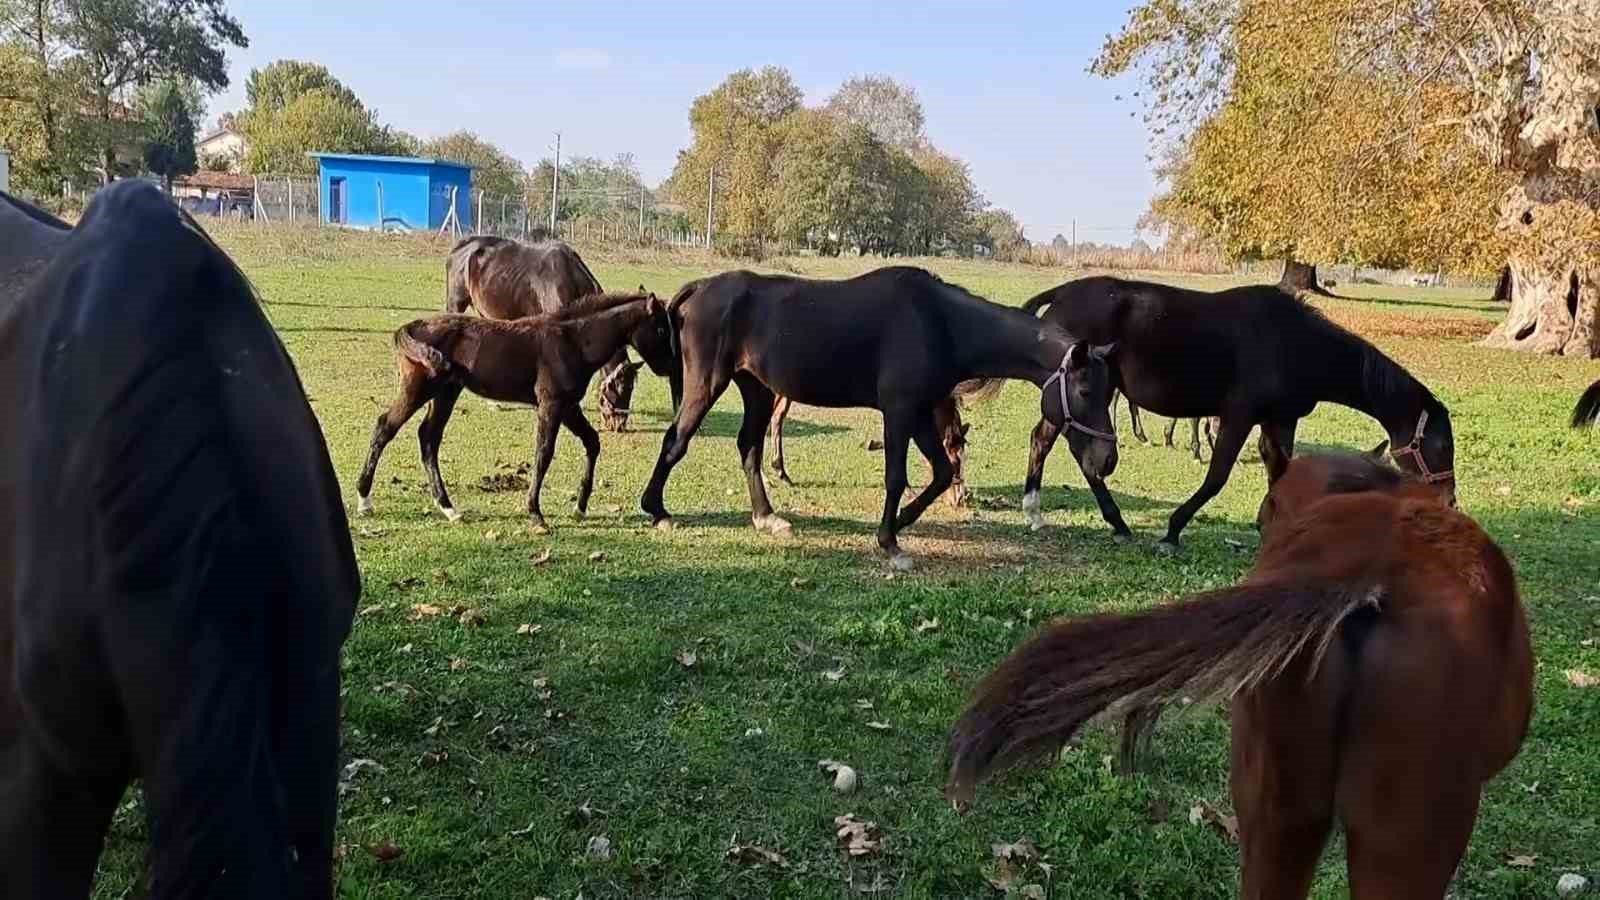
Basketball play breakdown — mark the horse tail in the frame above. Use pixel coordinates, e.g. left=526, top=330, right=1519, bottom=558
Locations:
left=661, top=281, right=701, bottom=412
left=1573, top=379, right=1600, bottom=428
left=946, top=578, right=1379, bottom=806
left=1020, top=286, right=1057, bottom=317
left=952, top=378, right=1004, bottom=406
left=395, top=322, right=451, bottom=377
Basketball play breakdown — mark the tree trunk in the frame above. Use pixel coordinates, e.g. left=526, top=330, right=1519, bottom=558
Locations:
left=1277, top=257, right=1326, bottom=295
left=1490, top=265, right=1513, bottom=303
left=1481, top=180, right=1600, bottom=359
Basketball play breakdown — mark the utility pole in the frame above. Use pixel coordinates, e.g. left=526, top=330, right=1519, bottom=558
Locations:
left=1071, top=218, right=1077, bottom=266
left=638, top=183, right=645, bottom=235
left=549, top=131, right=561, bottom=234
left=705, top=165, right=715, bottom=249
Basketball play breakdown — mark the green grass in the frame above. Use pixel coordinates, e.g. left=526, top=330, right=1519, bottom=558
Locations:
left=94, top=227, right=1599, bottom=898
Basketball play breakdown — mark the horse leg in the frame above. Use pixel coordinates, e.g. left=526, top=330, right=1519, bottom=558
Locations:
left=641, top=370, right=729, bottom=527
left=355, top=367, right=432, bottom=515
left=561, top=404, right=602, bottom=517
left=769, top=395, right=795, bottom=486
left=895, top=413, right=956, bottom=531
left=1159, top=416, right=1254, bottom=551
left=1084, top=474, right=1134, bottom=541
left=734, top=373, right=787, bottom=534
left=1128, top=397, right=1149, bottom=444
left=0, top=740, right=126, bottom=898
left=1022, top=417, right=1060, bottom=531
left=417, top=383, right=464, bottom=521
left=1117, top=702, right=1164, bottom=774
left=876, top=411, right=916, bottom=569
left=1163, top=417, right=1178, bottom=448
left=1189, top=419, right=1204, bottom=461
left=526, top=400, right=564, bottom=532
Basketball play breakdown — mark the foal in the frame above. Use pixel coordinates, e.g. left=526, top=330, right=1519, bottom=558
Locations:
left=356, top=291, right=673, bottom=530
left=769, top=393, right=973, bottom=506
left=948, top=452, right=1532, bottom=899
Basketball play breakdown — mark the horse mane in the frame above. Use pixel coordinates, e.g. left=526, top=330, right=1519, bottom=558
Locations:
left=547, top=290, right=650, bottom=320
left=1282, top=292, right=1440, bottom=413
left=1316, top=452, right=1406, bottom=495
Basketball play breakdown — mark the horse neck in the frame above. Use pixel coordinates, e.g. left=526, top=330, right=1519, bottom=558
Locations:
left=570, top=301, right=647, bottom=366
left=1317, top=329, right=1431, bottom=440
left=944, top=296, right=1064, bottom=384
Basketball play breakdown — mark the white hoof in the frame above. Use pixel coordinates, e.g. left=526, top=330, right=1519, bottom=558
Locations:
left=754, top=515, right=793, bottom=536
left=653, top=517, right=676, bottom=531
left=440, top=504, right=463, bottom=523
left=888, top=553, right=915, bottom=572
left=1022, top=490, right=1045, bottom=531
left=356, top=495, right=374, bottom=516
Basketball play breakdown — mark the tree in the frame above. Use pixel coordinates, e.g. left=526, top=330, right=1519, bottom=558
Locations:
left=242, top=60, right=358, bottom=117
left=972, top=208, right=1027, bottom=258
left=825, top=75, right=927, bottom=149
left=417, top=130, right=523, bottom=197
left=235, top=60, right=404, bottom=174
left=1, top=0, right=246, bottom=185
left=1098, top=0, right=1598, bottom=356
left=140, top=78, right=197, bottom=191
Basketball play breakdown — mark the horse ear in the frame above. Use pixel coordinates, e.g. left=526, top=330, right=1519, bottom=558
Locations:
left=1368, top=440, right=1389, bottom=459
left=960, top=423, right=972, bottom=437
left=1067, top=341, right=1089, bottom=368
left=1090, top=342, right=1117, bottom=361
left=628, top=360, right=646, bottom=373
left=645, top=292, right=661, bottom=314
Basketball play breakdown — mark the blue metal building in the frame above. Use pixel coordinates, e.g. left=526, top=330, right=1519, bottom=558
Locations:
left=307, top=153, right=473, bottom=231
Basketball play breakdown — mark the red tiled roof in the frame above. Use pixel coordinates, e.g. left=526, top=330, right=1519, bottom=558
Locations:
left=174, top=170, right=255, bottom=191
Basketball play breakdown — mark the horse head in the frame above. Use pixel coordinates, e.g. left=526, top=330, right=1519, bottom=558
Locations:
left=1040, top=341, right=1119, bottom=480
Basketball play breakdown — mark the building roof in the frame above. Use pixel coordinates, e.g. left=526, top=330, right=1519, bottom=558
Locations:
left=306, top=152, right=473, bottom=170
left=174, top=170, right=255, bottom=191
left=197, top=127, right=242, bottom=145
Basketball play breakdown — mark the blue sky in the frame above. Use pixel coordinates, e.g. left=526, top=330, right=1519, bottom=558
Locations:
left=208, top=1, right=1153, bottom=244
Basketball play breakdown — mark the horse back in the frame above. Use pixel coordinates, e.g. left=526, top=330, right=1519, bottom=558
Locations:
left=455, top=237, right=602, bottom=319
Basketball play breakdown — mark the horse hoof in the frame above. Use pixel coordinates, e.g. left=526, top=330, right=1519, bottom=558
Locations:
left=355, top=496, right=374, bottom=516
left=440, top=505, right=463, bottom=523
left=888, top=552, right=915, bottom=572
left=529, top=520, right=551, bottom=535
left=653, top=517, right=676, bottom=531
left=1153, top=539, right=1180, bottom=555
left=1112, top=532, right=1134, bottom=545
left=755, top=515, right=793, bottom=536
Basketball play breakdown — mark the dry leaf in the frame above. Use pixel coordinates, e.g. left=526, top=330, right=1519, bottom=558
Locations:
left=509, top=821, right=538, bottom=837
left=530, top=548, right=552, bottom=565
left=725, top=841, right=790, bottom=869
left=1557, top=873, right=1590, bottom=896
left=991, top=838, right=1039, bottom=862
left=823, top=665, right=848, bottom=682
left=1019, top=886, right=1046, bottom=900
left=419, top=750, right=448, bottom=768
left=865, top=721, right=891, bottom=731
left=516, top=623, right=542, bottom=636
left=358, top=603, right=388, bottom=617
left=588, top=550, right=607, bottom=563
left=586, top=835, right=613, bottom=861
left=985, top=860, right=1023, bottom=892
left=834, top=814, right=883, bottom=857
left=457, top=608, right=487, bottom=628
left=365, top=840, right=403, bottom=862
left=818, top=759, right=859, bottom=794
left=341, top=758, right=386, bottom=781
left=483, top=529, right=501, bottom=541
left=422, top=716, right=445, bottom=738
left=914, top=617, right=941, bottom=633
left=855, top=699, right=875, bottom=710
left=1506, top=853, right=1538, bottom=868
left=1188, top=801, right=1239, bottom=842
left=449, top=657, right=468, bottom=672
left=676, top=650, right=698, bottom=668
left=790, top=577, right=813, bottom=589
left=1564, top=669, right=1598, bottom=688
left=409, top=603, right=445, bottom=620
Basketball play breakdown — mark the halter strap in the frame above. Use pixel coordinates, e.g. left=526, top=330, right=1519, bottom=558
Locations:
left=1390, top=408, right=1454, bottom=484
left=1042, top=348, right=1117, bottom=443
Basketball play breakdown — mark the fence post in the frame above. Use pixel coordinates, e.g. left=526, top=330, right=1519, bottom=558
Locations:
left=706, top=167, right=715, bottom=249
left=286, top=177, right=294, bottom=225
left=638, top=184, right=645, bottom=238
left=377, top=181, right=384, bottom=232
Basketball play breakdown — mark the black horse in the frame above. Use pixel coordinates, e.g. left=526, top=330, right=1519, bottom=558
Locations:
left=1575, top=379, right=1600, bottom=428
left=1020, top=276, right=1455, bottom=548
left=645, top=266, right=1117, bottom=569
left=1, top=183, right=360, bottom=898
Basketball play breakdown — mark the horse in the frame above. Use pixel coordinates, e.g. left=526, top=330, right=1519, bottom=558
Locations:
left=947, top=451, right=1532, bottom=899
left=1, top=183, right=360, bottom=898
left=1114, top=390, right=1217, bottom=461
left=644, top=266, right=1117, bottom=569
left=1574, top=379, right=1600, bottom=428
left=1019, top=276, right=1456, bottom=548
left=769, top=393, right=973, bottom=507
left=356, top=291, right=675, bottom=531
left=445, top=235, right=645, bottom=431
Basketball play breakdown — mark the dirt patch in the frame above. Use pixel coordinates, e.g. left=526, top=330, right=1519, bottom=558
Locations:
left=477, top=461, right=530, bottom=493
left=1326, top=309, right=1495, bottom=341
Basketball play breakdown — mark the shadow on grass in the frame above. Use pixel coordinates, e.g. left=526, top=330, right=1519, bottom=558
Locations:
left=615, top=408, right=853, bottom=440
left=268, top=299, right=439, bottom=313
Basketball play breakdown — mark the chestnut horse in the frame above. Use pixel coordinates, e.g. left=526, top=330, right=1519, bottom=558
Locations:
left=357, top=291, right=674, bottom=530
left=769, top=394, right=973, bottom=506
left=1574, top=379, right=1600, bottom=428
left=1, top=183, right=360, bottom=897
left=647, top=267, right=1117, bottom=569
left=1020, top=277, right=1456, bottom=548
left=445, top=235, right=645, bottom=431
left=947, top=452, right=1532, bottom=899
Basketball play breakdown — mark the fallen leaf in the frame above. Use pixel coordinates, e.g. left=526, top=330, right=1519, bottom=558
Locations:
left=725, top=841, right=791, bottom=869
left=449, top=657, right=469, bottom=672
left=1188, top=801, right=1239, bottom=842
left=855, top=699, right=875, bottom=710
left=586, top=835, right=613, bottom=861
left=419, top=750, right=448, bottom=768
left=509, top=821, right=538, bottom=837
left=422, top=716, right=445, bottom=738
left=359, top=603, right=388, bottom=617
left=823, top=665, right=848, bottom=682
left=1557, top=873, right=1590, bottom=896
left=530, top=548, right=552, bottom=565
left=676, top=650, right=698, bottom=668
left=483, top=529, right=501, bottom=541
left=790, top=577, right=813, bottom=589
left=914, top=617, right=941, bottom=634
left=516, top=623, right=542, bottom=636
left=1506, top=853, right=1538, bottom=869
left=865, top=721, right=891, bottom=731
left=991, top=838, right=1039, bottom=862
left=341, top=758, right=386, bottom=782
left=1223, top=537, right=1248, bottom=550
left=985, top=859, right=1023, bottom=892
left=834, top=814, right=883, bottom=857
left=1564, top=669, right=1598, bottom=688
left=1019, top=886, right=1046, bottom=900
left=457, top=608, right=487, bottom=628
left=818, top=759, right=859, bottom=794
left=744, top=727, right=765, bottom=738
left=572, top=799, right=608, bottom=824
left=409, top=603, right=445, bottom=620
left=588, top=550, right=607, bottom=563
left=1495, top=484, right=1512, bottom=496
left=365, top=840, right=403, bottom=862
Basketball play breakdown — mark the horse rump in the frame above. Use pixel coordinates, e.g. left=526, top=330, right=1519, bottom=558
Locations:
left=394, top=320, right=455, bottom=377
left=945, top=578, right=1379, bottom=806
left=1574, top=379, right=1600, bottom=429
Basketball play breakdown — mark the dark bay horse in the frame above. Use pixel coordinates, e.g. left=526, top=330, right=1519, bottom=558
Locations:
left=1, top=183, right=360, bottom=897
left=1020, top=277, right=1455, bottom=548
left=1574, top=379, right=1600, bottom=428
left=357, top=291, right=674, bottom=530
left=948, top=452, right=1531, bottom=899
left=645, top=267, right=1117, bottom=569
left=769, top=393, right=973, bottom=506
left=1115, top=390, right=1217, bottom=460
left=445, top=235, right=645, bottom=431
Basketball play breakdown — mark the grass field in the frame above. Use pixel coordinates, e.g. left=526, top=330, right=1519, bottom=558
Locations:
left=94, top=226, right=1598, bottom=898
